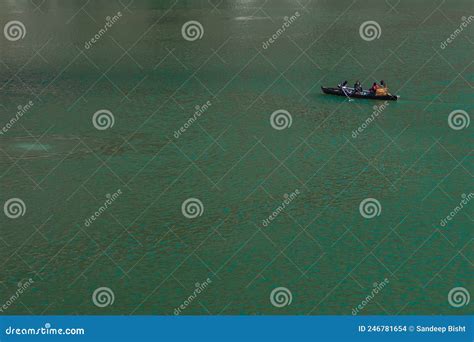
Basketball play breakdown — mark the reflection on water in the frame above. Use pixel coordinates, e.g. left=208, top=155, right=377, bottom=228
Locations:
left=15, top=142, right=51, bottom=152
left=233, top=16, right=270, bottom=21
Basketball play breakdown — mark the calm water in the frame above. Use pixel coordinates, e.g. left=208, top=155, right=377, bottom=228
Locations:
left=0, top=0, right=472, bottom=315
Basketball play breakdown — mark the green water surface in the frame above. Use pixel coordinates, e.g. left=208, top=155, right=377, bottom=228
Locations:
left=0, top=0, right=472, bottom=315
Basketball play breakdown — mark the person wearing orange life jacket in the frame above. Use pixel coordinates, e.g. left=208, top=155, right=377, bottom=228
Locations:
left=376, top=80, right=388, bottom=96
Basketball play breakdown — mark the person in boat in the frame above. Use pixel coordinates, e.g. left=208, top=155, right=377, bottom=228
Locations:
left=338, top=80, right=348, bottom=89
left=353, top=80, right=362, bottom=94
left=370, top=82, right=378, bottom=94
left=376, top=80, right=388, bottom=96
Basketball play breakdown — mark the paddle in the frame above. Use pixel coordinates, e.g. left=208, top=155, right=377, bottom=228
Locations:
left=340, top=86, right=354, bottom=102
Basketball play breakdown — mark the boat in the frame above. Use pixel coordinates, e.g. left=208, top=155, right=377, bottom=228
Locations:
left=321, top=86, right=399, bottom=101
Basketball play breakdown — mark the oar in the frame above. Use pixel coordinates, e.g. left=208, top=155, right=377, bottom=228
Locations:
left=341, top=86, right=354, bottom=102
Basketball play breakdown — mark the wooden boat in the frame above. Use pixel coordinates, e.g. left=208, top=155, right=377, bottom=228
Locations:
left=321, top=86, right=398, bottom=101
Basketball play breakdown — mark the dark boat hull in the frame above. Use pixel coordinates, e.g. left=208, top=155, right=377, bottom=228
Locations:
left=321, top=87, right=398, bottom=101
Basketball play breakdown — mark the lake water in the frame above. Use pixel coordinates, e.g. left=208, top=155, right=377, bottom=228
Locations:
left=0, top=0, right=472, bottom=315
